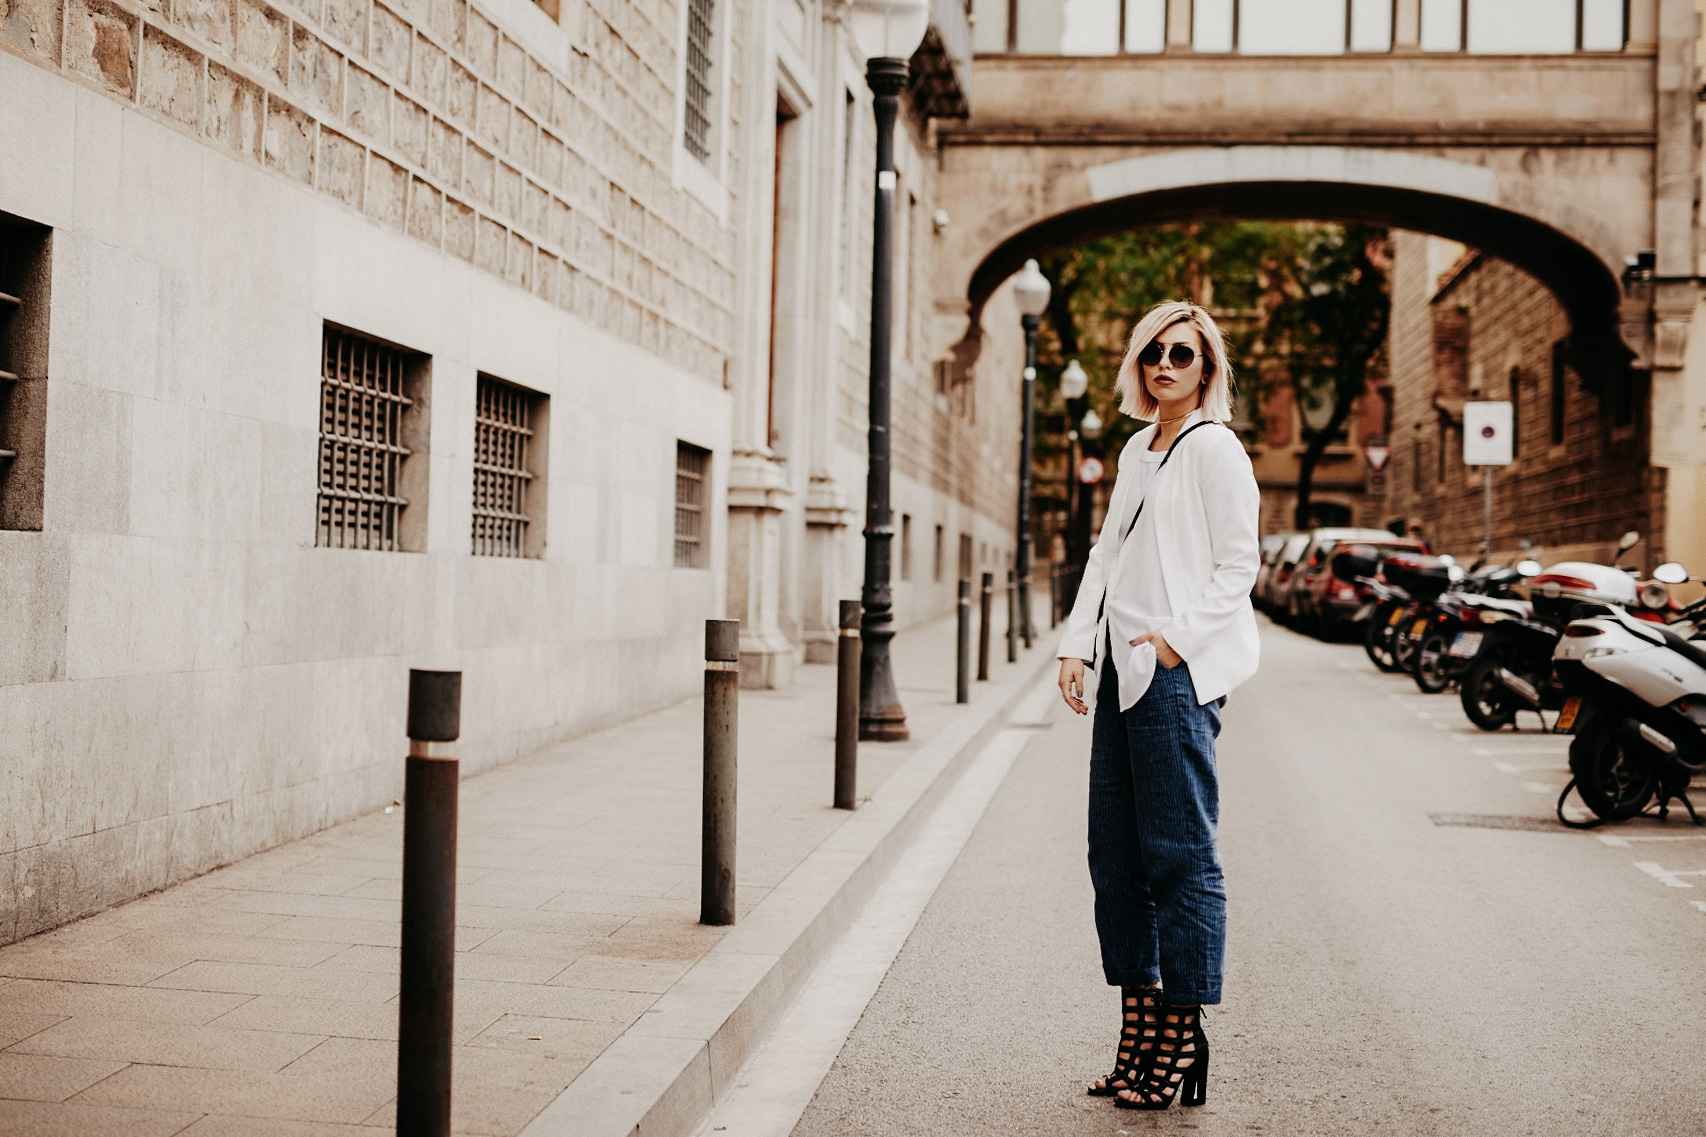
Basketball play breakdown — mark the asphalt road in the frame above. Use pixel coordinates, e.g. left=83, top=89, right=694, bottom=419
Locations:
left=789, top=618, right=1706, bottom=1137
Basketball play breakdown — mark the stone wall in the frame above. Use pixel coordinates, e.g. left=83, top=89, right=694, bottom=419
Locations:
left=1, top=0, right=735, bottom=383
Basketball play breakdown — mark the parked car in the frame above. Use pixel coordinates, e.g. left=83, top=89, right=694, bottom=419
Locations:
left=1253, top=533, right=1296, bottom=613
left=1260, top=533, right=1312, bottom=617
left=1285, top=529, right=1430, bottom=637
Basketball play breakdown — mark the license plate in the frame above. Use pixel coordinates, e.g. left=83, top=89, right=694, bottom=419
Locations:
left=1411, top=619, right=1429, bottom=636
left=1556, top=696, right=1581, bottom=732
left=1449, top=631, right=1483, bottom=658
left=1354, top=603, right=1374, bottom=622
left=1388, top=607, right=1405, bottom=627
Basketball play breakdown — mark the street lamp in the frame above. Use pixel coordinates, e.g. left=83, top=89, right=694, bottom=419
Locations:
left=1071, top=406, right=1103, bottom=565
left=852, top=0, right=928, bottom=742
left=1012, top=258, right=1051, bottom=649
left=1058, top=358, right=1088, bottom=577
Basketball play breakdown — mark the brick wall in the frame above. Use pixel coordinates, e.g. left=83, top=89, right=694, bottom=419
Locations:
left=1385, top=230, right=1663, bottom=565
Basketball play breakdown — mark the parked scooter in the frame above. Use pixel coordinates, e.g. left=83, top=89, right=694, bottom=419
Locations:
left=1332, top=547, right=1411, bottom=673
left=1411, top=563, right=1535, bottom=693
left=1551, top=562, right=1706, bottom=826
left=1457, top=532, right=1651, bottom=731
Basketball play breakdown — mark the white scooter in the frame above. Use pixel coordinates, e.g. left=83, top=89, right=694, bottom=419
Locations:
left=1551, top=562, right=1706, bottom=827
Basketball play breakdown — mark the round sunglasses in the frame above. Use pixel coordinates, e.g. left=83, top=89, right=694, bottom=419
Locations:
left=1137, top=340, right=1201, bottom=369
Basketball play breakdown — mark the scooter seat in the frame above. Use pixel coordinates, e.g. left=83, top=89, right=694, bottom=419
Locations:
left=1652, top=622, right=1706, bottom=675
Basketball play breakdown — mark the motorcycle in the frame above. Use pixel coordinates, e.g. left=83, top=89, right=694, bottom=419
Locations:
left=1458, top=531, right=1662, bottom=731
left=1381, top=553, right=1464, bottom=676
left=1331, top=547, right=1411, bottom=673
left=1551, top=561, right=1706, bottom=827
left=1411, top=564, right=1535, bottom=694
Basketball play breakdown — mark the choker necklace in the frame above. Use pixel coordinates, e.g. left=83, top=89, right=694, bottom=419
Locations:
left=1155, top=406, right=1198, bottom=426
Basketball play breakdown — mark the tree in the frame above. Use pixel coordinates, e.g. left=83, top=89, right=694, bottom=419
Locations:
left=1269, top=226, right=1391, bottom=530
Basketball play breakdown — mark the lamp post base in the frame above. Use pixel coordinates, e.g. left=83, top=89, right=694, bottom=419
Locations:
left=858, top=707, right=910, bottom=742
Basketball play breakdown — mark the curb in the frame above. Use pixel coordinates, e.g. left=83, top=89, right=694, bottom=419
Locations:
left=519, top=630, right=1064, bottom=1137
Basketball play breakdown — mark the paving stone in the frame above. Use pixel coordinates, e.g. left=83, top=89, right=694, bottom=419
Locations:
left=176, top=1113, right=391, bottom=1135
left=0, top=1098, right=199, bottom=1136
left=0, top=1052, right=129, bottom=1102
left=0, top=980, right=252, bottom=1026
left=71, top=1061, right=396, bottom=1124
left=147, top=961, right=397, bottom=1001
left=7, top=1015, right=326, bottom=1071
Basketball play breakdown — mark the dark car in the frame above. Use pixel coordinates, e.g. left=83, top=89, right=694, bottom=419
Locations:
left=1260, top=533, right=1313, bottom=619
left=1253, top=533, right=1295, bottom=613
left=1287, top=529, right=1430, bottom=637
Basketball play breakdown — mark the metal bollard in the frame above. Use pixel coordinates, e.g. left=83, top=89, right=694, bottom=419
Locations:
left=702, top=619, right=739, bottom=926
left=1006, top=570, right=1018, bottom=663
left=834, top=600, right=861, bottom=810
left=398, top=669, right=461, bottom=1137
left=955, top=580, right=971, bottom=704
left=1050, top=567, right=1059, bottom=629
left=977, top=572, right=992, bottom=682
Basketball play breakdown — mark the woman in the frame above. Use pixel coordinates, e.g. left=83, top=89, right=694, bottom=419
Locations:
left=1057, top=300, right=1260, bottom=1111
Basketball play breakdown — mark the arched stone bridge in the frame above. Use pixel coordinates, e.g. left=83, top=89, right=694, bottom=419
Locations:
left=932, top=2, right=1700, bottom=435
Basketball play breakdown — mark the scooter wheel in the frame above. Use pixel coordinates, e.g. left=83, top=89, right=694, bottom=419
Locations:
left=1569, top=717, right=1656, bottom=822
left=1414, top=633, right=1453, bottom=693
left=1364, top=614, right=1400, bottom=673
left=1459, top=655, right=1517, bottom=731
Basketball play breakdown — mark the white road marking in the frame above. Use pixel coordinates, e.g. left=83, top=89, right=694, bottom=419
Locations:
left=1494, top=762, right=1569, bottom=775
left=1521, top=782, right=1561, bottom=795
left=1634, top=861, right=1698, bottom=888
left=689, top=680, right=1052, bottom=1137
left=1472, top=746, right=1569, bottom=757
left=1691, top=901, right=1706, bottom=914
left=1597, top=833, right=1706, bottom=847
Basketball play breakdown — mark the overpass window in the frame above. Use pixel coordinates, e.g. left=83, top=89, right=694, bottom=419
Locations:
left=1240, top=0, right=1348, bottom=55
left=1017, top=0, right=1118, bottom=54
left=1123, top=0, right=1164, bottom=52
left=1348, top=0, right=1393, bottom=51
left=971, top=0, right=1008, bottom=52
left=1468, top=0, right=1574, bottom=54
left=1420, top=0, right=1462, bottom=50
left=900, top=513, right=913, bottom=580
left=1580, top=0, right=1626, bottom=51
left=934, top=524, right=945, bottom=581
left=1193, top=0, right=1234, bottom=52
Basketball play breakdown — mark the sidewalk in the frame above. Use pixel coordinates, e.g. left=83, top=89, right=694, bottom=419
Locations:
left=0, top=607, right=1057, bottom=1136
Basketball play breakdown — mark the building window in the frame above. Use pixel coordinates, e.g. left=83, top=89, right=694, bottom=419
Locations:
left=900, top=513, right=912, bottom=580
left=1411, top=435, right=1423, bottom=492
left=0, top=213, right=50, bottom=532
left=472, top=374, right=546, bottom=557
left=959, top=533, right=974, bottom=579
left=933, top=524, right=944, bottom=581
left=1550, top=342, right=1567, bottom=445
left=1507, top=367, right=1521, bottom=458
left=683, top=0, right=716, bottom=162
left=317, top=326, right=428, bottom=551
left=675, top=441, right=710, bottom=568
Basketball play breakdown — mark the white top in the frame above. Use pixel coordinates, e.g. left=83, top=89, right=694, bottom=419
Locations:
left=1059, top=411, right=1262, bottom=709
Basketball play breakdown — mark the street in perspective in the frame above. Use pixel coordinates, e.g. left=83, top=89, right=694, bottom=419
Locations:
left=3, top=0, right=1706, bottom=1134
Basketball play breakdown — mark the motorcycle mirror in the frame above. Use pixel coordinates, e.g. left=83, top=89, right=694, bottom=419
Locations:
left=1516, top=559, right=1543, bottom=577
left=1618, top=530, right=1641, bottom=551
left=1519, top=537, right=1533, bottom=551
left=1653, top=561, right=1690, bottom=584
left=1437, top=554, right=1456, bottom=566
left=1447, top=565, right=1466, bottom=583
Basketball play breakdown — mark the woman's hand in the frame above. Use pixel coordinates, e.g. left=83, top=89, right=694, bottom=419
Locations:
left=1058, top=658, right=1089, bottom=715
left=1129, top=632, right=1183, bottom=669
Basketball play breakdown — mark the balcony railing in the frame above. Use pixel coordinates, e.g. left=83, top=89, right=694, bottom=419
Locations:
left=973, top=0, right=1636, bottom=58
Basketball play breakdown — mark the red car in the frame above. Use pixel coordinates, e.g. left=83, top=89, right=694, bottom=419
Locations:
left=1288, top=531, right=1430, bottom=637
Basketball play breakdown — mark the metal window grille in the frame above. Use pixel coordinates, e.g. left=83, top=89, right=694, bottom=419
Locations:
left=317, top=328, right=412, bottom=550
left=472, top=375, right=538, bottom=557
left=675, top=441, right=709, bottom=568
left=683, top=0, right=716, bottom=162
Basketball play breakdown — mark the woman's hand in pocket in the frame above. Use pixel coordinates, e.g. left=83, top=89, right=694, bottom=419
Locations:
left=1128, top=632, right=1183, bottom=669
left=1058, top=658, right=1089, bottom=715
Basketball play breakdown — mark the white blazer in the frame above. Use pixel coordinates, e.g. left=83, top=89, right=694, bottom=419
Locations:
left=1059, top=411, right=1262, bottom=708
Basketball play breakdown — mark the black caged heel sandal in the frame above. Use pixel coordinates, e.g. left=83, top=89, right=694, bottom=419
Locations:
left=1086, top=987, right=1161, bottom=1097
left=1114, top=1005, right=1207, bottom=1110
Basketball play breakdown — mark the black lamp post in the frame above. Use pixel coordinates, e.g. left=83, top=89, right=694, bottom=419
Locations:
left=1011, top=259, right=1051, bottom=649
left=852, top=0, right=928, bottom=742
left=1058, top=358, right=1088, bottom=567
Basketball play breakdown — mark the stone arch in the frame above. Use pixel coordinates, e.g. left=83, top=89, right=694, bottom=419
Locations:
left=951, top=147, right=1633, bottom=385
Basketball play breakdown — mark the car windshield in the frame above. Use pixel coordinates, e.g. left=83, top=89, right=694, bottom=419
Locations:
left=1281, top=535, right=1310, bottom=563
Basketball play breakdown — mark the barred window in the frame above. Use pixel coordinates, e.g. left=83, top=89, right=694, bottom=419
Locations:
left=683, top=0, right=716, bottom=162
left=472, top=375, right=545, bottom=557
left=317, top=327, right=424, bottom=551
left=0, top=213, right=50, bottom=532
left=674, top=441, right=710, bottom=568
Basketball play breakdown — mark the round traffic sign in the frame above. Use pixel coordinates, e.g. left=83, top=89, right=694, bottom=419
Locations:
left=1077, top=456, right=1104, bottom=485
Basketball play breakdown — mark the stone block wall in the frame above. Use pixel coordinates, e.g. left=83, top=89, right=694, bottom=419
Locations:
left=1, top=0, right=735, bottom=385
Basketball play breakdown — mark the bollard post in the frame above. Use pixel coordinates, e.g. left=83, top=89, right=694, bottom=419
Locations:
left=702, top=619, right=739, bottom=926
left=398, top=669, right=462, bottom=1137
left=978, top=572, right=993, bottom=681
left=956, top=579, right=971, bottom=704
left=1006, top=570, right=1018, bottom=663
left=1050, top=566, right=1059, bottom=629
left=834, top=600, right=861, bottom=810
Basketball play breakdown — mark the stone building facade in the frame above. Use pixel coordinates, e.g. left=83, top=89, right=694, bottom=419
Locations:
left=1384, top=230, right=1662, bottom=565
left=0, top=0, right=1020, bottom=942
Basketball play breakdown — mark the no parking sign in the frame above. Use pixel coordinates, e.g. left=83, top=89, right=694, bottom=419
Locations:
left=1463, top=401, right=1513, bottom=466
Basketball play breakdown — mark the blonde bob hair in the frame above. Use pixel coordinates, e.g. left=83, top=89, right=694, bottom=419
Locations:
left=1115, top=301, right=1236, bottom=424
